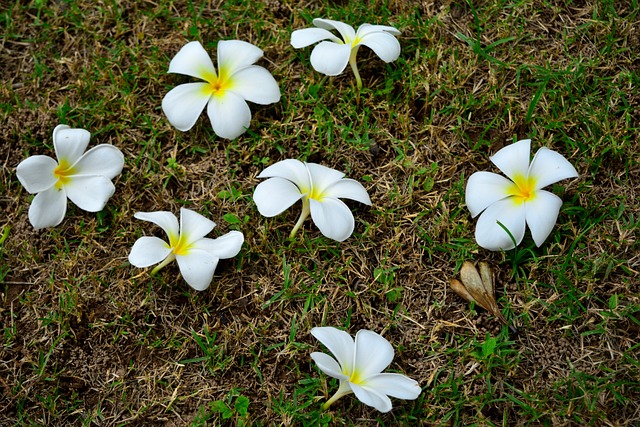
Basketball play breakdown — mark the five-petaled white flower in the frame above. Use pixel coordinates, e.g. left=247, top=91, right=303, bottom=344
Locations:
left=310, top=327, right=421, bottom=413
left=291, top=18, right=401, bottom=89
left=162, top=40, right=280, bottom=140
left=253, top=159, right=371, bottom=242
left=466, top=139, right=578, bottom=251
left=16, top=124, right=124, bottom=229
left=128, top=208, right=244, bottom=291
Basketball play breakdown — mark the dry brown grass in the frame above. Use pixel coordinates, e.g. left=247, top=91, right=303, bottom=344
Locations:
left=1, top=0, right=639, bottom=426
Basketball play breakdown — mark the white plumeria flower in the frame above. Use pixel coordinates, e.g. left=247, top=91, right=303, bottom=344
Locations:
left=161, top=40, right=280, bottom=139
left=291, top=18, right=401, bottom=89
left=466, top=139, right=578, bottom=251
left=15, top=125, right=124, bottom=229
left=253, top=159, right=371, bottom=242
left=310, top=327, right=421, bottom=413
left=128, top=208, right=244, bottom=291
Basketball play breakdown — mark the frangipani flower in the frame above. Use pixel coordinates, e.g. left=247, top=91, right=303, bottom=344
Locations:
left=161, top=40, right=280, bottom=139
left=128, top=208, right=244, bottom=291
left=310, top=327, right=421, bottom=413
left=291, top=18, right=401, bottom=89
left=253, top=159, right=371, bottom=242
left=16, top=125, right=124, bottom=229
left=466, top=139, right=578, bottom=251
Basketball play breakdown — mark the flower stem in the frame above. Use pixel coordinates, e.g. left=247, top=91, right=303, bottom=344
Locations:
left=348, top=46, right=362, bottom=91
left=322, top=381, right=352, bottom=410
left=151, top=253, right=175, bottom=275
left=290, top=198, right=310, bottom=239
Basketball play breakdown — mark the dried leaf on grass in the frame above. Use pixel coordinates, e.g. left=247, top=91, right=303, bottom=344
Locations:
left=450, top=261, right=517, bottom=333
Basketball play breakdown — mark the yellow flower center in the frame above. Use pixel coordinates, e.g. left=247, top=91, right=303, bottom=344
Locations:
left=169, top=233, right=192, bottom=256
left=298, top=171, right=328, bottom=204
left=507, top=173, right=537, bottom=205
left=348, top=368, right=364, bottom=385
left=306, top=185, right=325, bottom=202
left=53, top=159, right=75, bottom=189
left=201, top=65, right=233, bottom=98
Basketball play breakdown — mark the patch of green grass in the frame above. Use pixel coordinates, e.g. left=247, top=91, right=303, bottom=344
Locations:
left=192, top=390, right=252, bottom=426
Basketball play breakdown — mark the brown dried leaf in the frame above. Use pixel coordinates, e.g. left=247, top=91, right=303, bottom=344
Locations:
left=459, top=261, right=495, bottom=313
left=453, top=261, right=514, bottom=331
left=449, top=278, right=475, bottom=303
left=478, top=262, right=494, bottom=297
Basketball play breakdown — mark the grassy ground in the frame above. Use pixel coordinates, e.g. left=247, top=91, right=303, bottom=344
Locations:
left=1, top=0, right=639, bottom=425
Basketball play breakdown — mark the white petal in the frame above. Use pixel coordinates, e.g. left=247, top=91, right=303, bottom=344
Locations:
left=206, top=91, right=252, bottom=140
left=465, top=171, right=513, bottom=218
left=350, top=383, right=393, bottom=413
left=257, top=159, right=309, bottom=184
left=217, top=40, right=263, bottom=75
left=475, top=197, right=526, bottom=251
left=28, top=187, right=67, bottom=229
left=323, top=178, right=371, bottom=205
left=53, top=125, right=91, bottom=165
left=162, top=82, right=212, bottom=132
left=306, top=163, right=345, bottom=193
left=309, top=197, right=355, bottom=241
left=312, top=18, right=357, bottom=43
left=64, top=175, right=115, bottom=212
left=16, top=155, right=58, bottom=193
left=528, top=147, right=579, bottom=190
left=128, top=236, right=171, bottom=267
left=355, top=27, right=401, bottom=63
left=525, top=190, right=563, bottom=247
left=353, top=330, right=394, bottom=379
left=134, top=211, right=180, bottom=241
left=357, top=23, right=401, bottom=37
left=253, top=178, right=304, bottom=217
left=72, top=145, right=124, bottom=179
left=176, top=250, right=219, bottom=291
left=310, top=41, right=352, bottom=76
left=167, top=41, right=216, bottom=82
left=190, top=231, right=244, bottom=259
left=364, top=373, right=421, bottom=400
left=291, top=28, right=340, bottom=48
left=310, top=352, right=348, bottom=380
left=311, top=327, right=354, bottom=375
left=179, top=208, right=216, bottom=244
left=490, top=139, right=531, bottom=182
left=229, top=66, right=280, bottom=105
